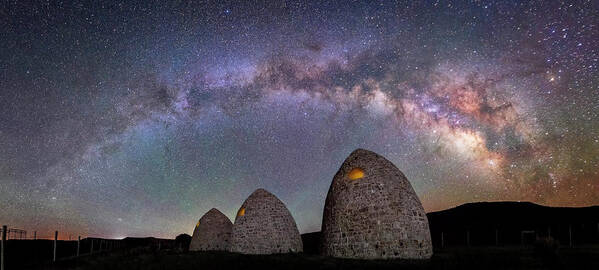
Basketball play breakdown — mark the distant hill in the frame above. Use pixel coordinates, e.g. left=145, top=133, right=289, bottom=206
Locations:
left=300, top=232, right=321, bottom=254
left=302, top=202, right=599, bottom=252
left=428, top=201, right=599, bottom=247
left=427, top=201, right=599, bottom=229
left=122, top=236, right=176, bottom=250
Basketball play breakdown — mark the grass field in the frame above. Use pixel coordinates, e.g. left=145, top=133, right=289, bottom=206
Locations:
left=22, top=245, right=599, bottom=270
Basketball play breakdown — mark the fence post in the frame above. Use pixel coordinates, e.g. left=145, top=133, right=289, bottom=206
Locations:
left=441, top=232, right=444, bottom=248
left=466, top=230, right=470, bottom=247
left=90, top=239, right=94, bottom=254
left=569, top=224, right=572, bottom=247
left=2, top=225, right=7, bottom=270
left=53, top=231, right=58, bottom=262
left=77, top=236, right=80, bottom=257
left=495, top=229, right=498, bottom=246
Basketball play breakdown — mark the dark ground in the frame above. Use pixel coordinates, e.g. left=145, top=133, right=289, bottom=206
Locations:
left=24, top=245, right=599, bottom=270
left=10, top=202, right=599, bottom=269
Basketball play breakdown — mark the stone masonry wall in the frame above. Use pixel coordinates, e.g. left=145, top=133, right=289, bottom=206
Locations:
left=189, top=208, right=233, bottom=251
left=230, top=189, right=303, bottom=254
left=320, top=148, right=433, bottom=259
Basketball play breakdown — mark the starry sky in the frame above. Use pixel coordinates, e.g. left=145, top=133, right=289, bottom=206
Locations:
left=1, top=0, right=598, bottom=240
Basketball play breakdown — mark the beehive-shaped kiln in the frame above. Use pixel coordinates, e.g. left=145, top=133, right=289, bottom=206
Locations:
left=320, top=149, right=432, bottom=259
left=230, top=189, right=303, bottom=254
left=189, top=208, right=233, bottom=251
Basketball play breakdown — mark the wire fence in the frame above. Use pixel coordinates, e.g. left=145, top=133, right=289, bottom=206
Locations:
left=0, top=225, right=173, bottom=270
left=0, top=228, right=26, bottom=241
left=431, top=222, right=599, bottom=249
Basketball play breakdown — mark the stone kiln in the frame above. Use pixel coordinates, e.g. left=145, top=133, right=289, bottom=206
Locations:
left=189, top=208, right=233, bottom=251
left=320, top=148, right=433, bottom=259
left=230, top=188, right=303, bottom=254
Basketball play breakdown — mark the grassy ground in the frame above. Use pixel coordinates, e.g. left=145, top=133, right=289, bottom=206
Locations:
left=25, top=246, right=599, bottom=270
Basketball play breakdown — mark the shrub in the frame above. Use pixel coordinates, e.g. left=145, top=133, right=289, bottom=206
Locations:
left=175, top=234, right=192, bottom=252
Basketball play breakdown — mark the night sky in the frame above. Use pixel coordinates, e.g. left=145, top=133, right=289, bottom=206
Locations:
left=1, top=1, right=598, bottom=240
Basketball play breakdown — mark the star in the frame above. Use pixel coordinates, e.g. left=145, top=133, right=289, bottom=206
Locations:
left=1, top=0, right=597, bottom=239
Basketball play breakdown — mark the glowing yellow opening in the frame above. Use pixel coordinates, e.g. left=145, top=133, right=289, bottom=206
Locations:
left=196, top=221, right=200, bottom=228
left=348, top=168, right=365, bottom=180
left=237, top=208, right=245, bottom=217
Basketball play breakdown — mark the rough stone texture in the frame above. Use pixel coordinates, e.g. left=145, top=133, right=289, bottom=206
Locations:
left=230, top=189, right=303, bottom=254
left=189, top=208, right=233, bottom=251
left=320, top=148, right=433, bottom=259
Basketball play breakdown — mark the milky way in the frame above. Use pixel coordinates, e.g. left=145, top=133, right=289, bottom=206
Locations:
left=1, top=1, right=598, bottom=239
